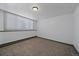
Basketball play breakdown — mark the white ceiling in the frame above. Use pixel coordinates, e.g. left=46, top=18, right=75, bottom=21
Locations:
left=0, top=3, right=79, bottom=20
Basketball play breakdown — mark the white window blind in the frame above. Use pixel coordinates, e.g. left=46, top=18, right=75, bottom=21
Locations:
left=5, top=12, right=34, bottom=31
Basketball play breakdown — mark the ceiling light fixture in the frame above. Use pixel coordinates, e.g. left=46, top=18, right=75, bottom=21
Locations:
left=32, top=6, right=38, bottom=11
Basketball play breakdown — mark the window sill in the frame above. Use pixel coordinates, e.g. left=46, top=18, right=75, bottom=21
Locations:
left=0, top=30, right=37, bottom=32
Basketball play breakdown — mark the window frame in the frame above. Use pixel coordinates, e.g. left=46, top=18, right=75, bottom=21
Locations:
left=0, top=10, right=37, bottom=32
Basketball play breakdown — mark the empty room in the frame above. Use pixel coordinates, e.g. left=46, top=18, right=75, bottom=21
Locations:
left=0, top=3, right=79, bottom=56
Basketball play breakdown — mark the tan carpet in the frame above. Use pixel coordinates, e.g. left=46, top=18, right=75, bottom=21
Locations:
left=0, top=37, right=78, bottom=56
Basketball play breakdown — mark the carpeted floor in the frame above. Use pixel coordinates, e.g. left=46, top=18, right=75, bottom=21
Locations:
left=0, top=37, right=79, bottom=56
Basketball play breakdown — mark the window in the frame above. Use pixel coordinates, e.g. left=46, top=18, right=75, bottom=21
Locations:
left=5, top=12, right=35, bottom=31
